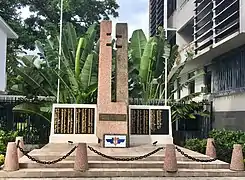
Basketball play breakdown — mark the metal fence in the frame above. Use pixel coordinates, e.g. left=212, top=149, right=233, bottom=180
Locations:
left=0, top=95, right=213, bottom=145
left=0, top=95, right=52, bottom=144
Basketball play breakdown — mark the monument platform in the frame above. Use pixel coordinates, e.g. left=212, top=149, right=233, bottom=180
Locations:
left=1, top=143, right=245, bottom=178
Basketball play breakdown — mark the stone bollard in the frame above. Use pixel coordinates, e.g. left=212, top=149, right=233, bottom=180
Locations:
left=230, top=144, right=244, bottom=171
left=4, top=142, right=19, bottom=171
left=74, top=143, right=89, bottom=171
left=205, top=138, right=216, bottom=158
left=164, top=144, right=178, bottom=172
left=15, top=136, right=24, bottom=159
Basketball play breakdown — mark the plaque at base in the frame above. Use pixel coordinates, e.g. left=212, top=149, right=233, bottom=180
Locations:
left=104, top=134, right=127, bottom=148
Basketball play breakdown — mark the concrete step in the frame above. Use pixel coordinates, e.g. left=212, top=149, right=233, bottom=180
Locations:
left=19, top=160, right=229, bottom=169
left=27, top=155, right=214, bottom=162
left=0, top=168, right=244, bottom=178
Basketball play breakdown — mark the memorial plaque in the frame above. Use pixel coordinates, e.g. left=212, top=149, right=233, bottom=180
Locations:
left=99, top=113, right=127, bottom=121
left=104, top=134, right=127, bottom=148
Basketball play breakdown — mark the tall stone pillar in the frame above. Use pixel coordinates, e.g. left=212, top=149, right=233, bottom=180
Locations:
left=97, top=21, right=129, bottom=147
left=115, top=23, right=128, bottom=103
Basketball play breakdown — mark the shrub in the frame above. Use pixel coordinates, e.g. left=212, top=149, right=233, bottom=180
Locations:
left=184, top=138, right=206, bottom=154
left=184, top=129, right=245, bottom=163
left=209, top=129, right=245, bottom=162
left=0, top=130, right=19, bottom=153
left=0, top=154, right=4, bottom=166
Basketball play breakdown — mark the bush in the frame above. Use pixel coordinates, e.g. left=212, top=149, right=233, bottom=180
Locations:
left=0, top=154, right=4, bottom=166
left=184, top=129, right=245, bottom=163
left=0, top=130, right=19, bottom=154
left=184, top=138, right=207, bottom=154
left=209, top=129, right=245, bottom=162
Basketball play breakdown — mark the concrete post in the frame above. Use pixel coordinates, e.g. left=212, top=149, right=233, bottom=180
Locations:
left=230, top=144, right=244, bottom=171
left=74, top=143, right=89, bottom=171
left=164, top=144, right=178, bottom=172
left=4, top=142, right=19, bottom=171
left=205, top=138, right=216, bottom=158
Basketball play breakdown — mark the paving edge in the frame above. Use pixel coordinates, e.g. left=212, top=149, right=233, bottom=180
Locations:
left=0, top=168, right=245, bottom=178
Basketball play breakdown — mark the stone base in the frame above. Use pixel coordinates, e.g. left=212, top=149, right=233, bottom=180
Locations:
left=49, top=134, right=173, bottom=147
left=130, top=135, right=173, bottom=146
left=49, top=134, right=98, bottom=144
left=4, top=143, right=244, bottom=178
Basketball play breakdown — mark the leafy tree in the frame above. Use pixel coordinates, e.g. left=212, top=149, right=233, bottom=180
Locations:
left=0, top=0, right=119, bottom=91
left=128, top=27, right=209, bottom=122
left=0, top=0, right=119, bottom=50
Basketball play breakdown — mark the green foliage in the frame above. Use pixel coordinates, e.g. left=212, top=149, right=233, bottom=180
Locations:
left=185, top=129, right=245, bottom=163
left=129, top=27, right=209, bottom=122
left=209, top=129, right=245, bottom=162
left=0, top=130, right=19, bottom=153
left=184, top=138, right=207, bottom=154
left=171, top=99, right=210, bottom=123
left=1, top=0, right=119, bottom=50
left=0, top=154, right=4, bottom=166
left=10, top=23, right=99, bottom=121
left=2, top=0, right=119, bottom=92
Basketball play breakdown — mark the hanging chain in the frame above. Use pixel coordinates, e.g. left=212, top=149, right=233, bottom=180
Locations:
left=16, top=140, right=77, bottom=165
left=87, top=145, right=164, bottom=161
left=175, top=146, right=217, bottom=162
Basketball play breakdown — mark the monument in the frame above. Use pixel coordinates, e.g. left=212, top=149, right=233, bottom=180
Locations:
left=49, top=20, right=173, bottom=147
left=97, top=21, right=129, bottom=147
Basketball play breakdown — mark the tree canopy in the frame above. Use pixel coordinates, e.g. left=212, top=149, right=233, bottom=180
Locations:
left=0, top=0, right=119, bottom=91
left=0, top=0, right=119, bottom=50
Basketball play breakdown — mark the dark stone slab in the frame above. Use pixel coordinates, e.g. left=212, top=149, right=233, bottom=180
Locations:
left=99, top=113, right=127, bottom=121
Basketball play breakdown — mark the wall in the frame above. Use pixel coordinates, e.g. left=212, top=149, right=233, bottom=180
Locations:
left=213, top=93, right=245, bottom=131
left=168, top=0, right=195, bottom=48
left=174, top=69, right=205, bottom=102
left=0, top=28, right=7, bottom=92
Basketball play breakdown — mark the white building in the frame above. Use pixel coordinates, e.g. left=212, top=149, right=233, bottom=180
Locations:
left=151, top=0, right=245, bottom=131
left=0, top=16, right=18, bottom=93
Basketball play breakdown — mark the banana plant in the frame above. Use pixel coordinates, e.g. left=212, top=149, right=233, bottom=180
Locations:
left=41, top=22, right=99, bottom=104
left=10, top=23, right=99, bottom=122
left=129, top=27, right=209, bottom=122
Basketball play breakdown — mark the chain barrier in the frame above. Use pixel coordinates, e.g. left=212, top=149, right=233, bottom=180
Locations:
left=16, top=140, right=77, bottom=165
left=87, top=145, right=164, bottom=161
left=175, top=146, right=217, bottom=162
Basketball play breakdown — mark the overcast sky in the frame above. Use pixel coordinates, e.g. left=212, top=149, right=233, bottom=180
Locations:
left=112, top=0, right=149, bottom=37
left=20, top=0, right=149, bottom=38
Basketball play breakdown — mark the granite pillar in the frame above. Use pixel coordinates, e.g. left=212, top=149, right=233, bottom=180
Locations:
left=230, top=144, right=244, bottom=171
left=74, top=143, right=89, bottom=171
left=97, top=21, right=129, bottom=146
left=4, top=142, right=19, bottom=171
left=205, top=138, right=216, bottom=158
left=164, top=144, right=178, bottom=172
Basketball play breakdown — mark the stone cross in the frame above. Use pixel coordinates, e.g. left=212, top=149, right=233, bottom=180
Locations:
left=97, top=21, right=129, bottom=147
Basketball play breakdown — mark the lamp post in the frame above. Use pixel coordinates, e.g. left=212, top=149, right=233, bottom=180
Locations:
left=163, top=0, right=177, bottom=106
left=164, top=0, right=168, bottom=106
left=57, top=0, right=64, bottom=103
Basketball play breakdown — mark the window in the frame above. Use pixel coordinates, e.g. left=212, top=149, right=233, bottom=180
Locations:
left=168, top=0, right=177, bottom=18
left=177, top=78, right=181, bottom=99
left=212, top=45, right=245, bottom=94
left=188, top=72, right=195, bottom=94
left=204, top=68, right=212, bottom=93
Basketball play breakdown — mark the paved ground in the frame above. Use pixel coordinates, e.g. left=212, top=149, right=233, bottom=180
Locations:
left=4, top=178, right=245, bottom=180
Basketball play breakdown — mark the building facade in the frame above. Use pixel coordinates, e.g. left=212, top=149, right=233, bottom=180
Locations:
left=0, top=17, right=18, bottom=93
left=150, top=0, right=245, bottom=131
